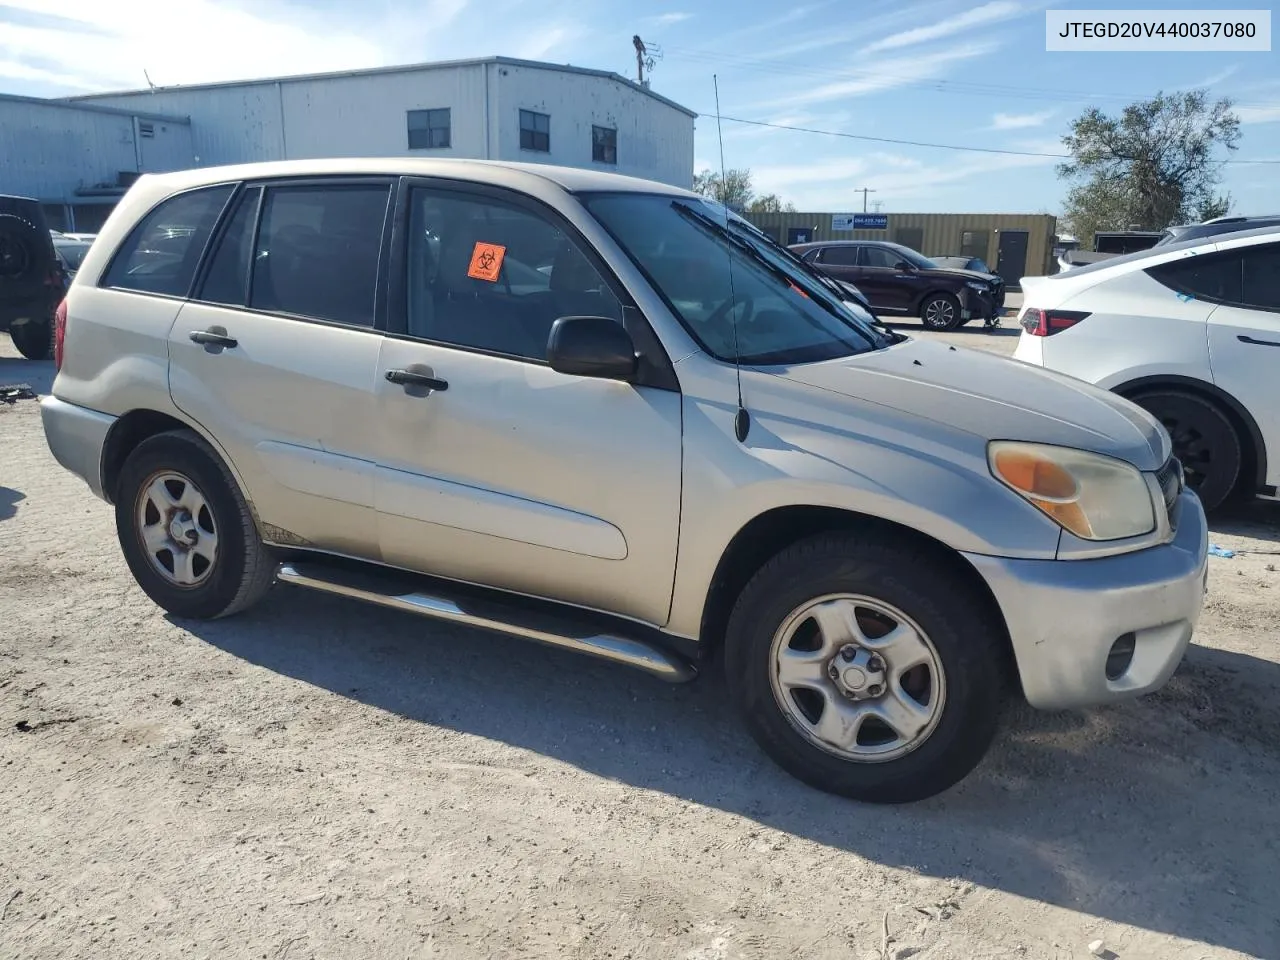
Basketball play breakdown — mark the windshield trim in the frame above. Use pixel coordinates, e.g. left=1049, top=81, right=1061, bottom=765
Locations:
left=581, top=190, right=888, bottom=365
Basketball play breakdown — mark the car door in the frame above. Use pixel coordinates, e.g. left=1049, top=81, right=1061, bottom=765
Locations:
left=856, top=245, right=912, bottom=313
left=168, top=178, right=393, bottom=557
left=371, top=178, right=683, bottom=626
left=1205, top=240, right=1280, bottom=488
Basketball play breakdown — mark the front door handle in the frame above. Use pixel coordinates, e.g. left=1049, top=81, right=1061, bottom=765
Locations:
left=386, top=369, right=449, bottom=391
left=189, top=330, right=238, bottom=348
left=1238, top=334, right=1280, bottom=348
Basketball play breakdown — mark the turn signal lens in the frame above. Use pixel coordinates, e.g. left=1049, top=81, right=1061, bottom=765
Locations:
left=989, top=441, right=1156, bottom=542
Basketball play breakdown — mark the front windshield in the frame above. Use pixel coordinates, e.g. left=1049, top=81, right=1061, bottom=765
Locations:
left=584, top=193, right=886, bottom=365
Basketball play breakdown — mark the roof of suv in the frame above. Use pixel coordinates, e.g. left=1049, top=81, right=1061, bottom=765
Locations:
left=1047, top=223, right=1280, bottom=280
left=128, top=158, right=697, bottom=198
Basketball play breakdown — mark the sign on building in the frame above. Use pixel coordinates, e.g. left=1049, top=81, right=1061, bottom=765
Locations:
left=833, top=213, right=888, bottom=230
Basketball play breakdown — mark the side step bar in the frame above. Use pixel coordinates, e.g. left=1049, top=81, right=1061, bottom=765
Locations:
left=276, top=561, right=696, bottom=683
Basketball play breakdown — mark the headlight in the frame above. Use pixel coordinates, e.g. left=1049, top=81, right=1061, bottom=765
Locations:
left=965, top=281, right=989, bottom=292
left=988, top=441, right=1155, bottom=541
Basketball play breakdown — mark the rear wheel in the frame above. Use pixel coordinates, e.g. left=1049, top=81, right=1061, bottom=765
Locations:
left=9, top=318, right=52, bottom=360
left=920, top=292, right=961, bottom=331
left=1131, top=390, right=1241, bottom=512
left=115, top=430, right=276, bottom=619
left=724, top=532, right=1004, bottom=803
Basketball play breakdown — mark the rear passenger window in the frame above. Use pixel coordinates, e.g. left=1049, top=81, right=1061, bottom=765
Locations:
left=1240, top=245, right=1280, bottom=311
left=199, top=187, right=260, bottom=307
left=250, top=184, right=391, bottom=326
left=1146, top=253, right=1242, bottom=303
left=820, top=246, right=859, bottom=266
left=103, top=185, right=234, bottom=296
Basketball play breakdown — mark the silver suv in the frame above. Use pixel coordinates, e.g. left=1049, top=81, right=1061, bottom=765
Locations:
left=42, top=159, right=1209, bottom=803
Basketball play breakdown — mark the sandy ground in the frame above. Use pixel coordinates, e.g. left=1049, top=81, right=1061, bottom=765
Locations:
left=2, top=330, right=1279, bottom=960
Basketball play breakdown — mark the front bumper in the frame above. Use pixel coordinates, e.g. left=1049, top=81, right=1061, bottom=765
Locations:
left=958, top=286, right=999, bottom=320
left=963, top=490, right=1209, bottom=710
left=41, top=395, right=116, bottom=501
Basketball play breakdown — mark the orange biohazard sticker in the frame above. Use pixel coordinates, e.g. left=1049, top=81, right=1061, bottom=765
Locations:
left=467, top=242, right=506, bottom=282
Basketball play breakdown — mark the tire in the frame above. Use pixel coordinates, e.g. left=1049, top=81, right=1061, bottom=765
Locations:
left=724, top=532, right=1004, bottom=804
left=9, top=319, right=52, bottom=360
left=1131, top=390, right=1241, bottom=513
left=114, top=430, right=276, bottom=619
left=920, top=292, right=962, bottom=331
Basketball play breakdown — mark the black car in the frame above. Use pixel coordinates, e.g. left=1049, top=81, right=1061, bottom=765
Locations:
left=0, top=195, right=65, bottom=359
left=790, top=240, right=1003, bottom=330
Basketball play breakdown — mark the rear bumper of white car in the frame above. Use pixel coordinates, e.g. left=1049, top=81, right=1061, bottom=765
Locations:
left=41, top=395, right=116, bottom=501
left=963, top=490, right=1208, bottom=710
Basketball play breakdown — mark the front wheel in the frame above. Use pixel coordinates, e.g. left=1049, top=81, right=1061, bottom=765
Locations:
left=724, top=532, right=1004, bottom=803
left=920, top=293, right=961, bottom=331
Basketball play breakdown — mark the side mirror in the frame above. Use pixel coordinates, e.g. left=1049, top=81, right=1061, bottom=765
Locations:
left=547, top=316, right=638, bottom=381
left=894, top=260, right=914, bottom=271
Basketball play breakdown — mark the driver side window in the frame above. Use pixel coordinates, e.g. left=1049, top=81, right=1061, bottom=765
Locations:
left=405, top=187, right=622, bottom=362
left=860, top=247, right=899, bottom=269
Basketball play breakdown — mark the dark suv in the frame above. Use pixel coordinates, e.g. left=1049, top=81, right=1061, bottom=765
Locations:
left=1, top=195, right=64, bottom=359
left=791, top=240, right=1003, bottom=331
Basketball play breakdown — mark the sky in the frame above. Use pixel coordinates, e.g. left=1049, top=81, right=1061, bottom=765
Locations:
left=1, top=0, right=1278, bottom=214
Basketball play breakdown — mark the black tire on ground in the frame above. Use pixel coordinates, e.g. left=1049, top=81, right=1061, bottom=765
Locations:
left=114, top=430, right=276, bottom=619
left=1130, top=390, right=1242, bottom=513
left=9, top=319, right=52, bottom=360
left=920, top=292, right=962, bottom=331
left=724, top=531, right=1004, bottom=804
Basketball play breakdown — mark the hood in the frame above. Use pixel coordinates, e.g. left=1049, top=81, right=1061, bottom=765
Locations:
left=927, top=266, right=1000, bottom=284
left=776, top=337, right=1170, bottom=470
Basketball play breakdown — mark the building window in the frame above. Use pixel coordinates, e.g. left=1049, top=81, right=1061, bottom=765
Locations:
left=407, top=108, right=451, bottom=150
left=138, top=121, right=155, bottom=139
left=592, top=125, right=617, bottom=164
left=520, top=110, right=550, bottom=152
left=959, top=229, right=989, bottom=261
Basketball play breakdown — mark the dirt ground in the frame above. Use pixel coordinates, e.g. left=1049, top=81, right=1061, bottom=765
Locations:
left=2, top=329, right=1279, bottom=960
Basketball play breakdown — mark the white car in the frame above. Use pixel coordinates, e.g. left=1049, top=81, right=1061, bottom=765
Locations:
left=1015, top=226, right=1280, bottom=512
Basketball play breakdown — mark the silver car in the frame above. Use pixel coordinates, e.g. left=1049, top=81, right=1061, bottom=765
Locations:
left=41, top=159, right=1208, bottom=803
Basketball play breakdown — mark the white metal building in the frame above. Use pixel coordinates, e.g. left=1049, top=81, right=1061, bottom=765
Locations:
left=0, top=57, right=696, bottom=232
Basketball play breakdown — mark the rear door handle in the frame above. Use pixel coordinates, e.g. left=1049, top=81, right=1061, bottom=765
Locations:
left=1238, top=334, right=1280, bottom=348
left=386, top=369, right=448, bottom=391
left=189, top=330, right=238, bottom=348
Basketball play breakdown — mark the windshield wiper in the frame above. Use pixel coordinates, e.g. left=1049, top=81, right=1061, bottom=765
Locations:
left=671, top=202, right=881, bottom=350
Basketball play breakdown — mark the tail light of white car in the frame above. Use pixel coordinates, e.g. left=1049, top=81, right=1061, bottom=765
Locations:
left=1020, top=307, right=1091, bottom=337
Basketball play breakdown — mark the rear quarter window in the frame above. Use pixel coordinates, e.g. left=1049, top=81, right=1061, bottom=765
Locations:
left=102, top=185, right=235, bottom=297
left=1145, top=252, right=1242, bottom=304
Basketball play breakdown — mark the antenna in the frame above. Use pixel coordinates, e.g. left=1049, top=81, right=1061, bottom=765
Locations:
left=714, top=74, right=750, bottom=444
left=632, top=36, right=661, bottom=87
left=143, top=69, right=156, bottom=91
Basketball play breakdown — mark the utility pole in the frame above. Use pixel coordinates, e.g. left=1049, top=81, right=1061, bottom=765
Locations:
left=632, top=35, right=660, bottom=87
left=854, top=187, right=877, bottom=213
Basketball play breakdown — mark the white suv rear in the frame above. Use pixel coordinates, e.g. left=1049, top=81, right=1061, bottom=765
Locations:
left=1015, top=227, right=1280, bottom=511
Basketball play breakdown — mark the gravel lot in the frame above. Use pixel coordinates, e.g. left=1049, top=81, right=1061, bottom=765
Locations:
left=2, top=328, right=1279, bottom=960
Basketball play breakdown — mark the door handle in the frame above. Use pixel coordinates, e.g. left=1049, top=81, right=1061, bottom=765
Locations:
left=189, top=330, right=238, bottom=348
left=1238, top=334, right=1280, bottom=348
left=386, top=369, right=449, bottom=391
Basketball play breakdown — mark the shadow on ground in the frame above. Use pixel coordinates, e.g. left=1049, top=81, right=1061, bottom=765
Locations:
left=0, top=356, right=55, bottom=396
left=180, top=566, right=1280, bottom=957
left=0, top=486, right=25, bottom=521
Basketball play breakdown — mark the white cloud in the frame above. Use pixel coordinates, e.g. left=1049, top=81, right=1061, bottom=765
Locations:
left=516, top=25, right=582, bottom=61
left=647, top=12, right=692, bottom=25
left=862, top=1, right=1023, bottom=54
left=753, top=42, right=999, bottom=110
left=1183, top=64, right=1240, bottom=90
left=1236, top=104, right=1280, bottom=125
left=989, top=109, right=1054, bottom=130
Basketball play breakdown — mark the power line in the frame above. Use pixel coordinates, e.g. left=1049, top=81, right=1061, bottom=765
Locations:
left=702, top=113, right=1280, bottom=165
left=664, top=45, right=1280, bottom=110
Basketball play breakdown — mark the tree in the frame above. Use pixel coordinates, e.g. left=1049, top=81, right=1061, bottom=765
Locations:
left=747, top=194, right=796, bottom=213
left=1058, top=90, right=1240, bottom=246
left=692, top=168, right=756, bottom=209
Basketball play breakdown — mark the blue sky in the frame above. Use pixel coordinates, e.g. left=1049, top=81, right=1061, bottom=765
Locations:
left=1, top=0, right=1277, bottom=213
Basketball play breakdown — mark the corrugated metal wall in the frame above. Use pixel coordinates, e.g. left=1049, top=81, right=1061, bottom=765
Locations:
left=0, top=98, right=192, bottom=200
left=747, top=211, right=1059, bottom=277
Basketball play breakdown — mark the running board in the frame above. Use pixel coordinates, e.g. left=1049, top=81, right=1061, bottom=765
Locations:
left=275, top=561, right=696, bottom=683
